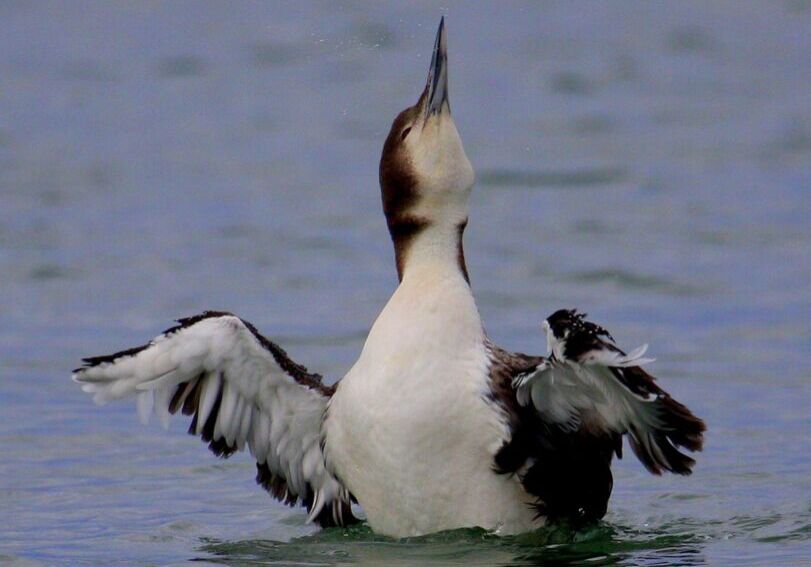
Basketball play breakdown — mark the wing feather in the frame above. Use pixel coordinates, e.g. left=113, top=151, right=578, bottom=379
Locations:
left=73, top=311, right=357, bottom=527
left=513, top=312, right=705, bottom=476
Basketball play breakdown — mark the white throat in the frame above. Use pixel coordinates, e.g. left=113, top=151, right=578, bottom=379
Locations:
left=400, top=222, right=468, bottom=285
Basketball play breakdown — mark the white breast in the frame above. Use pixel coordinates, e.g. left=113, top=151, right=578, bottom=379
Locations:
left=324, top=266, right=539, bottom=537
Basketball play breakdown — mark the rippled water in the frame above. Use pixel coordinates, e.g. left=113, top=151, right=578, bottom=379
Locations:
left=2, top=2, right=810, bottom=565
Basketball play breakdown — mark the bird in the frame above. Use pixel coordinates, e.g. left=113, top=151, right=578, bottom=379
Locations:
left=72, top=18, right=705, bottom=538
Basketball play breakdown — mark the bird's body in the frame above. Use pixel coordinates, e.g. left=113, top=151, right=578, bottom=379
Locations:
left=325, top=239, right=539, bottom=536
left=72, top=19, right=704, bottom=539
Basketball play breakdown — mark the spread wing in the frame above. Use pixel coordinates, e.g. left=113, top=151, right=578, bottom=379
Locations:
left=72, top=311, right=357, bottom=527
left=513, top=310, right=705, bottom=476
left=490, top=310, right=704, bottom=524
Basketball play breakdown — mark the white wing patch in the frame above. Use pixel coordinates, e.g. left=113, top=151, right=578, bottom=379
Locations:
left=73, top=312, right=355, bottom=526
left=579, top=343, right=655, bottom=368
left=513, top=350, right=655, bottom=433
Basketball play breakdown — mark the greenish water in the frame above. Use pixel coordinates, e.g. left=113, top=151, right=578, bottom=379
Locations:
left=199, top=524, right=716, bottom=566
left=2, top=1, right=810, bottom=565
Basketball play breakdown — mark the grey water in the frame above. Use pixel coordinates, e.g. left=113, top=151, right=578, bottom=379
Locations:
left=1, top=1, right=810, bottom=565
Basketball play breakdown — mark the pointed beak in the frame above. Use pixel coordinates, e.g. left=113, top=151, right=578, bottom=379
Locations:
left=424, top=17, right=449, bottom=117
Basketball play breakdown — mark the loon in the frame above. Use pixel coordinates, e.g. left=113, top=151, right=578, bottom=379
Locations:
left=73, top=18, right=705, bottom=538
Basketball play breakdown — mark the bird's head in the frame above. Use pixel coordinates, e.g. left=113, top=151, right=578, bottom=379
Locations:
left=379, top=18, right=475, bottom=238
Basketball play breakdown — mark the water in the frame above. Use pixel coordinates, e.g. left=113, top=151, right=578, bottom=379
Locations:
left=2, top=2, right=810, bottom=565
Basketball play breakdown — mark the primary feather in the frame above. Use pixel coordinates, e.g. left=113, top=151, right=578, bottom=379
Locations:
left=73, top=311, right=357, bottom=527
left=513, top=310, right=705, bottom=476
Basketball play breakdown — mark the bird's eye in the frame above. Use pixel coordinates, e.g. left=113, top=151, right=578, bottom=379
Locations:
left=400, top=127, right=412, bottom=140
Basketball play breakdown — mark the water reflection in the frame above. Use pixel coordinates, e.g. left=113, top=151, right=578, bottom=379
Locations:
left=199, top=521, right=708, bottom=566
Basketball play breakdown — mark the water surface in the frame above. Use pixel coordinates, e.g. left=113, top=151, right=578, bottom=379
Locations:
left=2, top=2, right=810, bottom=565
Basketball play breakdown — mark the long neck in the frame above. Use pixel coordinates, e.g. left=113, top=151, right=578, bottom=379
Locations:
left=389, top=217, right=469, bottom=284
left=359, top=216, right=481, bottom=374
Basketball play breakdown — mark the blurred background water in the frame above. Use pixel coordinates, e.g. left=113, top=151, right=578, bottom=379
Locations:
left=1, top=1, right=810, bottom=565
